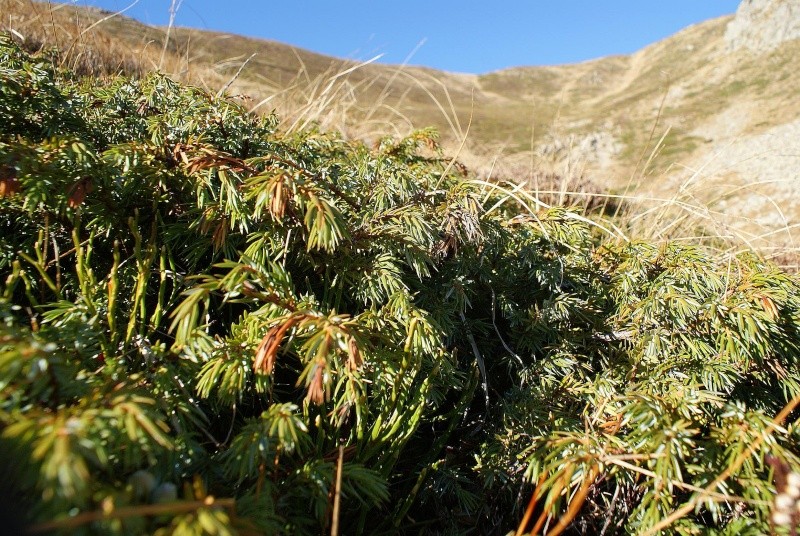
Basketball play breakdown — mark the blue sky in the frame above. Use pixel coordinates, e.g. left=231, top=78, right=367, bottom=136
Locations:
left=79, top=1, right=741, bottom=73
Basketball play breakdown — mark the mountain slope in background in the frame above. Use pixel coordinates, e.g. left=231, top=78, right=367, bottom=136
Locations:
left=3, top=0, right=800, bottom=251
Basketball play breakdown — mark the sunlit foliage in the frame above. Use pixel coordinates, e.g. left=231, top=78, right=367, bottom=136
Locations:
left=2, top=35, right=800, bottom=535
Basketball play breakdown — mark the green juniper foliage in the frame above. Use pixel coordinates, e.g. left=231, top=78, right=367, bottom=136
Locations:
left=2, top=34, right=800, bottom=535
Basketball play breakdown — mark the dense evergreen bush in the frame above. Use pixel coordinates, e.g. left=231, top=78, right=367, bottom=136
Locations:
left=3, top=34, right=800, bottom=534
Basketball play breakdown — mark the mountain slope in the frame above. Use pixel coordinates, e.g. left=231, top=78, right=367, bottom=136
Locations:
left=3, top=0, right=800, bottom=251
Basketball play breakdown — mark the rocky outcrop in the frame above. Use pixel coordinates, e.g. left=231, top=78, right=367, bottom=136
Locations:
left=536, top=131, right=621, bottom=170
left=725, top=0, right=800, bottom=53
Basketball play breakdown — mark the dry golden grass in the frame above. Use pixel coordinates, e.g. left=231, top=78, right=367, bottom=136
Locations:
left=2, top=0, right=149, bottom=76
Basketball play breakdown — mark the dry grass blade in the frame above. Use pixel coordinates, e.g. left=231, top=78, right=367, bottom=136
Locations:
left=543, top=465, right=600, bottom=536
left=331, top=445, right=345, bottom=536
left=643, top=391, right=800, bottom=535
left=515, top=473, right=547, bottom=536
left=159, top=0, right=183, bottom=71
left=79, top=0, right=140, bottom=36
left=472, top=179, right=627, bottom=241
left=216, top=52, right=257, bottom=98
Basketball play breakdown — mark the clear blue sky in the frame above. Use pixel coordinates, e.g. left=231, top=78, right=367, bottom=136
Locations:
left=78, top=1, right=741, bottom=73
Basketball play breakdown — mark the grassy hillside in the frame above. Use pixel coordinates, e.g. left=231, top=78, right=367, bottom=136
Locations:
left=4, top=2, right=799, bottom=164
left=3, top=0, right=800, bottom=255
left=0, top=2, right=733, bottom=154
